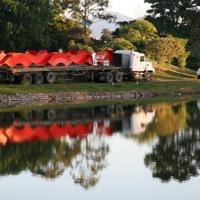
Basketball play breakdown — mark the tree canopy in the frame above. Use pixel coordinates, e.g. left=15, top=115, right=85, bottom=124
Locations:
left=145, top=0, right=200, bottom=69
left=0, top=0, right=53, bottom=51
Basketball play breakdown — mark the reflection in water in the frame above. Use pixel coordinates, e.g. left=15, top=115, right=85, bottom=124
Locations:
left=144, top=101, right=200, bottom=182
left=0, top=104, right=155, bottom=189
left=0, top=101, right=199, bottom=188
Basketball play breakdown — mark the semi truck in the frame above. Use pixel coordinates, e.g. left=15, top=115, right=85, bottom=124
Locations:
left=0, top=50, right=155, bottom=84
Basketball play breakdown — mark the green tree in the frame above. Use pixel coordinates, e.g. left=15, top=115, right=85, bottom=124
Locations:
left=0, top=0, right=53, bottom=51
left=145, top=0, right=200, bottom=68
left=57, top=0, right=115, bottom=43
left=101, top=28, right=113, bottom=42
left=112, top=38, right=135, bottom=51
left=145, top=36, right=189, bottom=67
left=113, top=20, right=157, bottom=51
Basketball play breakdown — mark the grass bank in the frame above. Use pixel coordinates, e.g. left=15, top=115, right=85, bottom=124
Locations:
left=0, top=80, right=199, bottom=95
left=0, top=64, right=198, bottom=95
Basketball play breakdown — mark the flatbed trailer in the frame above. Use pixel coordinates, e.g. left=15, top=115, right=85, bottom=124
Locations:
left=0, top=64, right=144, bottom=84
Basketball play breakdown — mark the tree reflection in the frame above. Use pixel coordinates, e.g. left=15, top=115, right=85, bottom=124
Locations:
left=144, top=102, right=200, bottom=182
left=70, top=132, right=109, bottom=189
left=0, top=139, right=81, bottom=179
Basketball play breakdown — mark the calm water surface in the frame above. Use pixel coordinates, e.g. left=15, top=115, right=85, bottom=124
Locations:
left=0, top=100, right=200, bottom=199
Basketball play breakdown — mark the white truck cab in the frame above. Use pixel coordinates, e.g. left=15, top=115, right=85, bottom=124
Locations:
left=114, top=50, right=155, bottom=73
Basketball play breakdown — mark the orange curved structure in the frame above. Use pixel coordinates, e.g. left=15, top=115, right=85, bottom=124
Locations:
left=0, top=50, right=113, bottom=68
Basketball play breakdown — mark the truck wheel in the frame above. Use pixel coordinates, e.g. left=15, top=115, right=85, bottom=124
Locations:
left=115, top=72, right=124, bottom=83
left=23, top=73, right=33, bottom=84
left=46, top=72, right=56, bottom=84
left=105, top=72, right=114, bottom=83
left=47, top=109, right=56, bottom=121
left=34, top=73, right=44, bottom=84
left=14, top=75, right=22, bottom=84
left=145, top=72, right=152, bottom=82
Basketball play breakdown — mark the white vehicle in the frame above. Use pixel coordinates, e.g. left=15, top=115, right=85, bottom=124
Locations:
left=114, top=50, right=155, bottom=81
left=197, top=68, right=200, bottom=79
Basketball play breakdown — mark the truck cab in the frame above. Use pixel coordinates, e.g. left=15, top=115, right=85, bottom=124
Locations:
left=114, top=50, right=155, bottom=81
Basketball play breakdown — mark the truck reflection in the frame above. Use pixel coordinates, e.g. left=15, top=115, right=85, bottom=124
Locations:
left=0, top=105, right=156, bottom=145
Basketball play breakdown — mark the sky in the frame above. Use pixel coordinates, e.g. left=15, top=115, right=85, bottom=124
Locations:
left=109, top=0, right=150, bottom=19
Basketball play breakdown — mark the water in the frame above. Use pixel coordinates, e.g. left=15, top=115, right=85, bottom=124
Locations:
left=0, top=100, right=199, bottom=199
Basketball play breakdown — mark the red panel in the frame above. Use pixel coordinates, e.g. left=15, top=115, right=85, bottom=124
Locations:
left=48, top=53, right=72, bottom=67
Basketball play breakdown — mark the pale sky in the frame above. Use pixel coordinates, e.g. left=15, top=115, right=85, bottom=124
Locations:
left=109, top=0, right=150, bottom=19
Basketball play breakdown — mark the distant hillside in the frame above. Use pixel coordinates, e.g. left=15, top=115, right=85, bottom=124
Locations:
left=91, top=11, right=133, bottom=39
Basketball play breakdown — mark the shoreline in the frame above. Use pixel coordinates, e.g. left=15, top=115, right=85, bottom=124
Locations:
left=0, top=89, right=200, bottom=106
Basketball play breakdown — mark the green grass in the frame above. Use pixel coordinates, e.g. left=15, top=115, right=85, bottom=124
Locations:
left=0, top=80, right=199, bottom=95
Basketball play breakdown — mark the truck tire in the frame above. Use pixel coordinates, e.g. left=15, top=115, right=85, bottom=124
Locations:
left=34, top=73, right=45, bottom=84
left=115, top=72, right=124, bottom=83
left=46, top=72, right=56, bottom=84
left=14, top=75, right=22, bottom=84
left=23, top=73, right=33, bottom=84
left=145, top=72, right=152, bottom=82
left=105, top=72, right=114, bottom=83
left=47, top=109, right=56, bottom=121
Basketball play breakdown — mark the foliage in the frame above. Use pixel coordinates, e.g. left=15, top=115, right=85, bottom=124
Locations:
left=145, top=36, right=190, bottom=67
left=0, top=0, right=53, bottom=51
left=114, top=20, right=157, bottom=42
left=101, top=28, right=113, bottom=42
left=145, top=0, right=200, bottom=69
left=58, top=0, right=115, bottom=42
left=112, top=38, right=135, bottom=51
left=113, top=19, right=157, bottom=51
left=50, top=17, right=86, bottom=51
left=68, top=40, right=94, bottom=51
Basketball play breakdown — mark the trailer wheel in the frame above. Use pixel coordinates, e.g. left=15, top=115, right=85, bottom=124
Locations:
left=14, top=75, right=22, bottom=84
left=145, top=72, right=152, bottom=82
left=46, top=72, right=56, bottom=84
left=105, top=72, right=114, bottom=83
left=22, top=73, right=33, bottom=84
left=47, top=109, right=56, bottom=121
left=34, top=73, right=45, bottom=84
left=115, top=72, right=124, bottom=83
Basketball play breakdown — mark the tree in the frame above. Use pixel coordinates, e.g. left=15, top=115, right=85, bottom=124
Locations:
left=113, top=19, right=157, bottom=52
left=145, top=0, right=200, bottom=35
left=58, top=0, right=115, bottom=43
left=145, top=0, right=200, bottom=68
left=0, top=0, right=53, bottom=51
left=101, top=28, right=113, bottom=42
left=145, top=36, right=190, bottom=67
left=112, top=38, right=135, bottom=51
